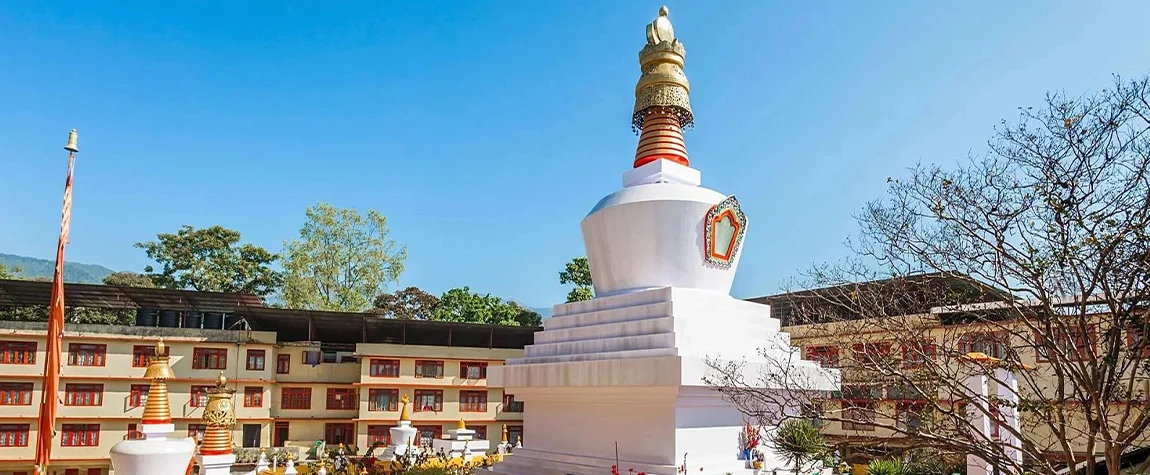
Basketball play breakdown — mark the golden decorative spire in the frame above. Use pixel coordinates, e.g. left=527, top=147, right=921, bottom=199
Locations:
left=632, top=6, right=693, bottom=169
left=64, top=129, right=79, bottom=153
left=141, top=339, right=175, bottom=424
left=399, top=394, right=412, bottom=421
left=501, top=424, right=509, bottom=443
left=457, top=419, right=467, bottom=430
left=199, top=371, right=237, bottom=455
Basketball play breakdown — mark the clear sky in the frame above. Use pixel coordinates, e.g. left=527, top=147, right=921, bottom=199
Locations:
left=1, top=1, right=1147, bottom=308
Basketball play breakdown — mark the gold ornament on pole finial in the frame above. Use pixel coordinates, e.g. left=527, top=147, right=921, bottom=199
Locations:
left=199, top=371, right=237, bottom=456
left=632, top=5, right=693, bottom=168
left=141, top=339, right=176, bottom=424
left=399, top=394, right=412, bottom=421
left=501, top=424, right=509, bottom=443
left=457, top=419, right=467, bottom=430
left=64, top=129, right=79, bottom=153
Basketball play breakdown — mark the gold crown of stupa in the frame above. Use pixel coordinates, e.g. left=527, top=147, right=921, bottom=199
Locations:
left=141, top=339, right=175, bottom=425
left=200, top=372, right=237, bottom=456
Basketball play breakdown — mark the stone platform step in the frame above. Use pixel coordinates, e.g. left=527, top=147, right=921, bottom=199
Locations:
left=506, top=347, right=677, bottom=365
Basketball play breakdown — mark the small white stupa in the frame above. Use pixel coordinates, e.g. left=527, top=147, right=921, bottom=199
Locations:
left=432, top=419, right=491, bottom=459
left=489, top=6, right=836, bottom=475
left=109, top=340, right=197, bottom=475
left=379, top=395, right=421, bottom=461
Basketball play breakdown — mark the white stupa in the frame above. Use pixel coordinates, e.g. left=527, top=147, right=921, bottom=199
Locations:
left=489, top=7, right=836, bottom=475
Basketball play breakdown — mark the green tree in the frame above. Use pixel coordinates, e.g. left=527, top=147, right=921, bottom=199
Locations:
left=866, top=460, right=907, bottom=475
left=0, top=264, right=22, bottom=279
left=281, top=203, right=407, bottom=312
left=372, top=287, right=440, bottom=320
left=559, top=256, right=593, bottom=303
left=432, top=287, right=542, bottom=326
left=772, top=419, right=828, bottom=475
left=136, top=225, right=280, bottom=296
left=102, top=271, right=155, bottom=288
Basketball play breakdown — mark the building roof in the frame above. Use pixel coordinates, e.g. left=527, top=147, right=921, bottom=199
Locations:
left=0, top=278, right=263, bottom=312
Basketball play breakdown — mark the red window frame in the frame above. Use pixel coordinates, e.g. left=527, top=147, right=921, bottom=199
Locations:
left=368, top=388, right=400, bottom=412
left=326, top=388, right=357, bottom=410
left=460, top=362, right=488, bottom=379
left=0, top=383, right=33, bottom=406
left=414, top=389, right=443, bottom=412
left=0, top=341, right=36, bottom=365
left=188, top=424, right=206, bottom=438
left=192, top=348, right=228, bottom=370
left=851, top=342, right=893, bottom=367
left=68, top=343, right=107, bottom=367
left=460, top=390, right=487, bottom=412
left=367, top=425, right=391, bottom=445
left=0, top=424, right=29, bottom=447
left=414, top=425, right=442, bottom=444
left=64, top=384, right=103, bottom=406
left=61, top=424, right=100, bottom=446
left=126, top=423, right=144, bottom=440
left=502, top=393, right=523, bottom=413
left=841, top=400, right=876, bottom=431
left=131, top=345, right=155, bottom=368
left=370, top=359, right=400, bottom=377
left=901, top=340, right=937, bottom=369
left=805, top=346, right=840, bottom=368
left=281, top=388, right=312, bottom=410
left=1129, top=326, right=1150, bottom=358
left=190, top=385, right=212, bottom=407
left=959, top=331, right=1009, bottom=359
left=246, top=349, right=266, bottom=371
left=243, top=387, right=264, bottom=408
left=276, top=354, right=290, bottom=374
left=896, top=402, right=928, bottom=431
left=324, top=423, right=355, bottom=445
left=129, top=384, right=149, bottom=408
left=1036, top=326, right=1095, bottom=362
left=473, top=425, right=488, bottom=441
left=414, top=360, right=444, bottom=378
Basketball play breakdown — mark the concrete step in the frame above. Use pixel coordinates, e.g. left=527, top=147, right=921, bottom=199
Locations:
left=524, top=332, right=676, bottom=358
left=506, top=347, right=678, bottom=365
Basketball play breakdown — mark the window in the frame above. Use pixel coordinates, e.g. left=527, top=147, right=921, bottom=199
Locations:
left=61, top=424, right=100, bottom=446
left=276, top=354, right=290, bottom=374
left=367, top=425, right=391, bottom=445
left=244, top=387, right=264, bottom=408
left=68, top=343, right=107, bottom=366
left=805, top=346, right=839, bottom=368
left=841, top=401, right=875, bottom=431
left=415, top=360, right=444, bottom=378
left=460, top=390, right=488, bottom=412
left=414, top=389, right=443, bottom=412
left=64, top=384, right=103, bottom=406
left=281, top=388, right=311, bottom=410
left=842, top=384, right=883, bottom=400
left=473, top=425, right=487, bottom=441
left=370, top=359, right=400, bottom=377
left=131, top=345, right=155, bottom=367
left=0, top=424, right=29, bottom=447
left=126, top=423, right=143, bottom=440
left=1036, top=327, right=1094, bottom=362
left=460, top=362, right=488, bottom=379
left=0, top=341, right=36, bottom=364
left=324, top=423, right=355, bottom=445
left=1128, top=326, right=1150, bottom=358
left=851, top=342, right=893, bottom=367
left=192, top=348, right=228, bottom=370
left=190, top=385, right=212, bottom=407
left=326, top=388, right=357, bottom=410
left=303, top=350, right=321, bottom=366
left=896, top=402, right=928, bottom=432
left=960, top=332, right=1008, bottom=359
left=129, top=385, right=149, bottom=408
left=414, top=425, right=442, bottom=445
left=502, top=394, right=524, bottom=413
left=801, top=403, right=823, bottom=429
left=507, top=425, right=523, bottom=444
left=901, top=340, right=936, bottom=369
left=246, top=350, right=266, bottom=371
left=0, top=383, right=32, bottom=405
left=368, top=389, right=400, bottom=411
left=188, top=424, right=206, bottom=439
left=88, top=469, right=101, bottom=475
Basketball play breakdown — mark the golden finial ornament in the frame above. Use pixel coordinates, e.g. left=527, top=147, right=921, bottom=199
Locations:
left=64, top=129, right=79, bottom=153
left=141, top=339, right=176, bottom=424
left=501, top=424, right=509, bottom=443
left=199, top=371, right=237, bottom=455
left=632, top=5, right=693, bottom=168
left=399, top=394, right=412, bottom=421
left=457, top=419, right=467, bottom=430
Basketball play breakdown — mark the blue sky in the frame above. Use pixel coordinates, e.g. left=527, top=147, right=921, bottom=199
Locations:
left=1, top=1, right=1147, bottom=308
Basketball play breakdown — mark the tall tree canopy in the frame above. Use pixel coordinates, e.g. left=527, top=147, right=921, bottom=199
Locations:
left=102, top=271, right=155, bottom=288
left=136, top=225, right=280, bottom=296
left=281, top=203, right=407, bottom=312
left=559, top=256, right=593, bottom=303
left=433, top=287, right=542, bottom=326
left=372, top=286, right=440, bottom=320
left=0, top=264, right=20, bottom=279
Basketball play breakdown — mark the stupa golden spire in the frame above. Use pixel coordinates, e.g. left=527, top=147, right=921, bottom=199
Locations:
left=399, top=394, right=412, bottom=421
left=199, top=372, right=237, bottom=456
left=457, top=419, right=467, bottom=430
left=632, top=6, right=693, bottom=169
left=141, top=339, right=175, bottom=424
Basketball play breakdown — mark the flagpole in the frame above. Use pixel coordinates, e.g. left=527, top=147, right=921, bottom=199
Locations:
left=34, top=129, right=78, bottom=475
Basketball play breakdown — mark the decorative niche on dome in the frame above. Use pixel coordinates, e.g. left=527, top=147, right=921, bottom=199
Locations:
left=703, top=195, right=747, bottom=268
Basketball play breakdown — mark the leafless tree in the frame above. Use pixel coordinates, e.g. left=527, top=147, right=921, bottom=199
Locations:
left=706, top=76, right=1150, bottom=475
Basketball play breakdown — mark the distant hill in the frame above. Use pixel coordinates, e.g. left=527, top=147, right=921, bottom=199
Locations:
left=0, top=253, right=117, bottom=284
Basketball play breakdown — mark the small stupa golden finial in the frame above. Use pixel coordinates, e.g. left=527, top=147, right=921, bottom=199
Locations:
left=457, top=419, right=467, bottom=430
left=501, top=424, right=509, bottom=443
left=200, top=371, right=237, bottom=456
left=631, top=5, right=693, bottom=168
left=399, top=394, right=412, bottom=421
left=141, top=339, right=176, bottom=425
left=64, top=129, right=79, bottom=153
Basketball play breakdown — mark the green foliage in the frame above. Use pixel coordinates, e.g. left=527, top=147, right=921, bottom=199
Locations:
left=772, top=419, right=828, bottom=475
left=281, top=203, right=407, bottom=311
left=0, top=263, right=21, bottom=279
left=372, top=287, right=440, bottom=320
left=433, top=287, right=542, bottom=326
left=559, top=256, right=593, bottom=303
left=866, top=459, right=907, bottom=475
left=0, top=253, right=113, bottom=283
left=136, top=225, right=280, bottom=296
left=102, top=271, right=155, bottom=287
left=904, top=448, right=962, bottom=475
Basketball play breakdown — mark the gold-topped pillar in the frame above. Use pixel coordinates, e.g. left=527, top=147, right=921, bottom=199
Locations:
left=632, top=6, right=694, bottom=169
left=197, top=372, right=238, bottom=475
left=141, top=339, right=176, bottom=426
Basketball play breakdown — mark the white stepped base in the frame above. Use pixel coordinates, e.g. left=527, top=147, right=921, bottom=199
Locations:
left=491, top=447, right=771, bottom=475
